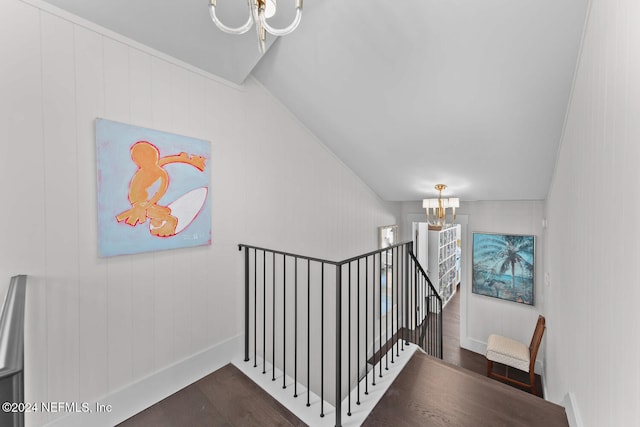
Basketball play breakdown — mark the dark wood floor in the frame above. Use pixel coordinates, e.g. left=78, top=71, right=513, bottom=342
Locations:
left=120, top=286, right=544, bottom=426
left=441, top=287, right=544, bottom=397
left=118, top=363, right=305, bottom=427
left=361, top=351, right=566, bottom=427
left=361, top=287, right=563, bottom=426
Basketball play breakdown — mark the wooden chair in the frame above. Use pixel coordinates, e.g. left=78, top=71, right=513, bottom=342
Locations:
left=485, top=315, right=545, bottom=395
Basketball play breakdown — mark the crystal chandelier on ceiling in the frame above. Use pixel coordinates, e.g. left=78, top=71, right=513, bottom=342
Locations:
left=209, top=0, right=303, bottom=53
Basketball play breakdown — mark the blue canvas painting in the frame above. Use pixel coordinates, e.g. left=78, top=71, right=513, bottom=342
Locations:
left=472, top=233, right=534, bottom=305
left=96, top=118, right=211, bottom=257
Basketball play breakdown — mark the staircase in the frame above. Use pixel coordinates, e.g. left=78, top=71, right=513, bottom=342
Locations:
left=237, top=242, right=442, bottom=427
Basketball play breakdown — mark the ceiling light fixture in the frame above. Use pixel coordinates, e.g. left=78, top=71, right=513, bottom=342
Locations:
left=209, top=0, right=303, bottom=54
left=422, top=184, right=460, bottom=230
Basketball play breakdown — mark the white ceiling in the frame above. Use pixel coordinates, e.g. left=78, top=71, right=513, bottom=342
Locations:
left=42, top=0, right=589, bottom=202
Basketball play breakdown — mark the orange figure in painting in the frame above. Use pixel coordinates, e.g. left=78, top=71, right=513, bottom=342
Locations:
left=116, top=141, right=206, bottom=237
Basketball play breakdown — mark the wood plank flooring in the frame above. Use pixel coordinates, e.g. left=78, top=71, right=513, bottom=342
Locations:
left=362, top=287, right=565, bottom=426
left=361, top=351, right=567, bottom=427
left=117, top=363, right=305, bottom=427
left=120, top=285, right=547, bottom=426
left=441, top=287, right=544, bottom=397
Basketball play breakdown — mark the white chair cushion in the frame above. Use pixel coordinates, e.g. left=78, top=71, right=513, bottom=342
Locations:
left=486, top=334, right=530, bottom=372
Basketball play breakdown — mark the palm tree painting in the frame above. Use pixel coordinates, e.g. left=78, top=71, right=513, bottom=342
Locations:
left=472, top=233, right=535, bottom=305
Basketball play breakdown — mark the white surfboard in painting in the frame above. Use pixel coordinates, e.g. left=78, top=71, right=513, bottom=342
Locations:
left=150, top=187, right=208, bottom=235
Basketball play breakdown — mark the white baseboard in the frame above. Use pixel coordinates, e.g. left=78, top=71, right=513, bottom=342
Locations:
left=42, top=334, right=243, bottom=427
left=460, top=336, right=486, bottom=355
left=562, top=392, right=584, bottom=427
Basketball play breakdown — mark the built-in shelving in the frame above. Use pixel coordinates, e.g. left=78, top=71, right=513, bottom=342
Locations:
left=428, top=225, right=460, bottom=309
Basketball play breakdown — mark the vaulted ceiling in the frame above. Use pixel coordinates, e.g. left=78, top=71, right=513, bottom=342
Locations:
left=42, top=0, right=589, bottom=202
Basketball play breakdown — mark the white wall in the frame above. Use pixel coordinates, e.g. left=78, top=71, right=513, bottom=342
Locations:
left=457, top=201, right=545, bottom=358
left=545, top=0, right=640, bottom=424
left=0, top=1, right=398, bottom=425
left=400, top=200, right=545, bottom=364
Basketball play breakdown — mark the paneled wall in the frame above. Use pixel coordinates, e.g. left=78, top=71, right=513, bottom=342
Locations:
left=456, top=201, right=545, bottom=356
left=399, top=200, right=545, bottom=361
left=0, top=1, right=398, bottom=425
left=546, top=0, right=640, bottom=424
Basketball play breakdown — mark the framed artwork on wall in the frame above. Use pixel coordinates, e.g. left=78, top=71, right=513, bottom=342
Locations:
left=472, top=232, right=535, bottom=305
left=96, top=118, right=211, bottom=257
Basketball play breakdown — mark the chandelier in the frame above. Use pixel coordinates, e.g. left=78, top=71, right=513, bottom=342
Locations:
left=422, top=184, right=460, bottom=230
left=209, top=0, right=303, bottom=53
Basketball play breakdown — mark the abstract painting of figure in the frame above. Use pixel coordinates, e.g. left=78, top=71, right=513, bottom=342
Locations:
left=96, top=118, right=211, bottom=256
left=472, top=233, right=535, bottom=305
